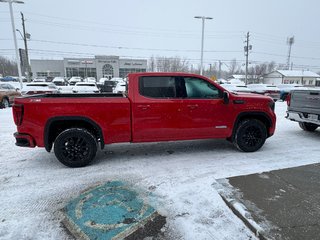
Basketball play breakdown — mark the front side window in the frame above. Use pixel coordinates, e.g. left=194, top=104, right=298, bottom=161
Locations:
left=139, top=76, right=176, bottom=98
left=184, top=77, right=221, bottom=99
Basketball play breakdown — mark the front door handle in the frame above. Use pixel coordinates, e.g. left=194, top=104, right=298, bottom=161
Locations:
left=187, top=104, right=198, bottom=110
left=137, top=105, right=150, bottom=110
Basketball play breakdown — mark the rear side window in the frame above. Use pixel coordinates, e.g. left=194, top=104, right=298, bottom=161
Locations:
left=139, top=76, right=176, bottom=98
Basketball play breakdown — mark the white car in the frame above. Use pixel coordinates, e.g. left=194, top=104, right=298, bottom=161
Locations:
left=72, top=82, right=100, bottom=93
left=52, top=77, right=66, bottom=86
left=21, top=82, right=59, bottom=95
left=221, top=84, right=253, bottom=93
left=247, top=84, right=280, bottom=101
left=68, top=76, right=82, bottom=86
left=32, top=78, right=46, bottom=82
left=113, top=81, right=127, bottom=93
left=84, top=77, right=96, bottom=83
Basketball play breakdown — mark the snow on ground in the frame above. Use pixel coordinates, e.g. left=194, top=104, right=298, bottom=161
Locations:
left=0, top=101, right=319, bottom=240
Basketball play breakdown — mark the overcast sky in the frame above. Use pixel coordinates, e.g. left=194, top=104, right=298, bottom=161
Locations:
left=1, top=0, right=320, bottom=71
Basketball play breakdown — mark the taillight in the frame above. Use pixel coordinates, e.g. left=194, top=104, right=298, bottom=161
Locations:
left=286, top=93, right=291, bottom=106
left=13, top=104, right=24, bottom=126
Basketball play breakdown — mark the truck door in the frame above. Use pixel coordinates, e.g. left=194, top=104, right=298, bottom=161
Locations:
left=179, top=77, right=232, bottom=138
left=132, top=76, right=184, bottom=142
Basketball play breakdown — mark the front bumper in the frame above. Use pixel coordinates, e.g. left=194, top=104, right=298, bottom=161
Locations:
left=286, top=111, right=320, bottom=125
left=14, top=132, right=36, bottom=148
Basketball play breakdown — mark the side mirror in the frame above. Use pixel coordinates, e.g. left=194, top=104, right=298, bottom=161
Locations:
left=223, top=91, right=229, bottom=104
left=16, top=88, right=20, bottom=91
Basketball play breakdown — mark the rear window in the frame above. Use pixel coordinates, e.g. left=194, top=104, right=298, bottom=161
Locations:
left=139, top=76, right=176, bottom=98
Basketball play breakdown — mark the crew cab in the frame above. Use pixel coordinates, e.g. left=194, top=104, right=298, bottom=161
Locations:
left=13, top=73, right=276, bottom=167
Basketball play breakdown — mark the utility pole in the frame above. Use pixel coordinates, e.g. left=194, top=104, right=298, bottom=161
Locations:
left=218, top=60, right=222, bottom=79
left=244, top=32, right=252, bottom=85
left=0, top=0, right=24, bottom=89
left=194, top=16, right=213, bottom=75
left=286, top=36, right=294, bottom=70
left=21, top=12, right=31, bottom=82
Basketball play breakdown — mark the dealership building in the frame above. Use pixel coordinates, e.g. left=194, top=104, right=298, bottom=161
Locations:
left=30, top=55, right=147, bottom=80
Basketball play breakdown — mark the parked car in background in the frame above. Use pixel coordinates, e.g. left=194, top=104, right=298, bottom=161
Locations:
left=98, top=80, right=118, bottom=93
left=286, top=89, right=320, bottom=131
left=84, top=77, right=96, bottom=83
left=72, top=82, right=100, bottom=93
left=0, top=76, right=18, bottom=82
left=113, top=81, right=127, bottom=93
left=0, top=83, right=21, bottom=108
left=277, top=84, right=308, bottom=101
left=32, top=77, right=46, bottom=82
left=21, top=82, right=60, bottom=95
left=220, top=83, right=253, bottom=93
left=247, top=84, right=280, bottom=101
left=52, top=77, right=67, bottom=86
left=68, top=76, right=82, bottom=86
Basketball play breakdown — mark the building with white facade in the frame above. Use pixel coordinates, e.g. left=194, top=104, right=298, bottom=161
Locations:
left=263, top=70, right=320, bottom=86
left=30, top=55, right=147, bottom=80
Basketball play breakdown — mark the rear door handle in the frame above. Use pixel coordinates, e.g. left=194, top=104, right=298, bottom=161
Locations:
left=187, top=104, right=198, bottom=109
left=137, top=105, right=150, bottom=110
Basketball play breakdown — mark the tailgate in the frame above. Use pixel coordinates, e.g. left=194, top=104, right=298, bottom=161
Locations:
left=289, top=90, right=320, bottom=114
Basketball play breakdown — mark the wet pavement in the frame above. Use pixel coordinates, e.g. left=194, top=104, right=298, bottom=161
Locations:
left=216, top=163, right=320, bottom=240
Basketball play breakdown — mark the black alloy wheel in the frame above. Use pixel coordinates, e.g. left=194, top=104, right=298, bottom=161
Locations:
left=1, top=98, right=9, bottom=108
left=233, top=119, right=267, bottom=152
left=54, top=128, right=97, bottom=167
left=299, top=122, right=318, bottom=132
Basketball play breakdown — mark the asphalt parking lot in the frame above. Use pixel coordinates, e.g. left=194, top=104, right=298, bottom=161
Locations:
left=217, top=163, right=320, bottom=240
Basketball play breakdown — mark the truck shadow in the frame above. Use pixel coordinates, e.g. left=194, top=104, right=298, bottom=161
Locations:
left=94, top=139, right=235, bottom=165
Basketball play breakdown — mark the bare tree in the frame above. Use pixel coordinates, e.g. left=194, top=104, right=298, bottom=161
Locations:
left=148, top=56, right=190, bottom=72
left=0, top=56, right=18, bottom=77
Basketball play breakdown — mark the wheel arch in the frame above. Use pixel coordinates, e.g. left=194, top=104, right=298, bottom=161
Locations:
left=232, top=112, right=273, bottom=138
left=44, top=116, right=104, bottom=152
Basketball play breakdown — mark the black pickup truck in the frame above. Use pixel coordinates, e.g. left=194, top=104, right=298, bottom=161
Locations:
left=286, top=89, right=320, bottom=131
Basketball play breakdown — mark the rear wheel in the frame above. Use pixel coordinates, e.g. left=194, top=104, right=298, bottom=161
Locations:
left=1, top=98, right=9, bottom=108
left=233, top=119, right=267, bottom=152
left=54, top=128, right=97, bottom=167
left=299, top=122, right=318, bottom=132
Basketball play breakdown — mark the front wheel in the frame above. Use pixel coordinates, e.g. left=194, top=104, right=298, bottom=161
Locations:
left=54, top=128, right=97, bottom=167
left=1, top=98, right=9, bottom=108
left=299, top=122, right=318, bottom=132
left=233, top=119, right=267, bottom=152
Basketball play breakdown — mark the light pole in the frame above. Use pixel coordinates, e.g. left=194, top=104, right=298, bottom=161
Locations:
left=194, top=16, right=212, bottom=75
left=0, top=0, right=24, bottom=89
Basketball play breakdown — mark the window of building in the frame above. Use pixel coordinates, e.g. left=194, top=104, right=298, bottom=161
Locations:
left=102, top=64, right=114, bottom=78
left=120, top=68, right=146, bottom=78
left=36, top=72, right=61, bottom=77
left=309, top=80, right=313, bottom=85
left=66, top=68, right=96, bottom=78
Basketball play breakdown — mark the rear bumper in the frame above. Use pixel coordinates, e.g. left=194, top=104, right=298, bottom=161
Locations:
left=286, top=111, right=320, bottom=125
left=14, top=132, right=36, bottom=148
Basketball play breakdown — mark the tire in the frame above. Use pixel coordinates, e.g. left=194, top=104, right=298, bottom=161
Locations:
left=1, top=98, right=9, bottom=109
left=233, top=119, right=267, bottom=152
left=54, top=128, right=97, bottom=167
left=299, top=122, right=318, bottom=132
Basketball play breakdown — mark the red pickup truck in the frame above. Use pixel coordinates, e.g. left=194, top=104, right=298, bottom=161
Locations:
left=13, top=72, right=276, bottom=167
